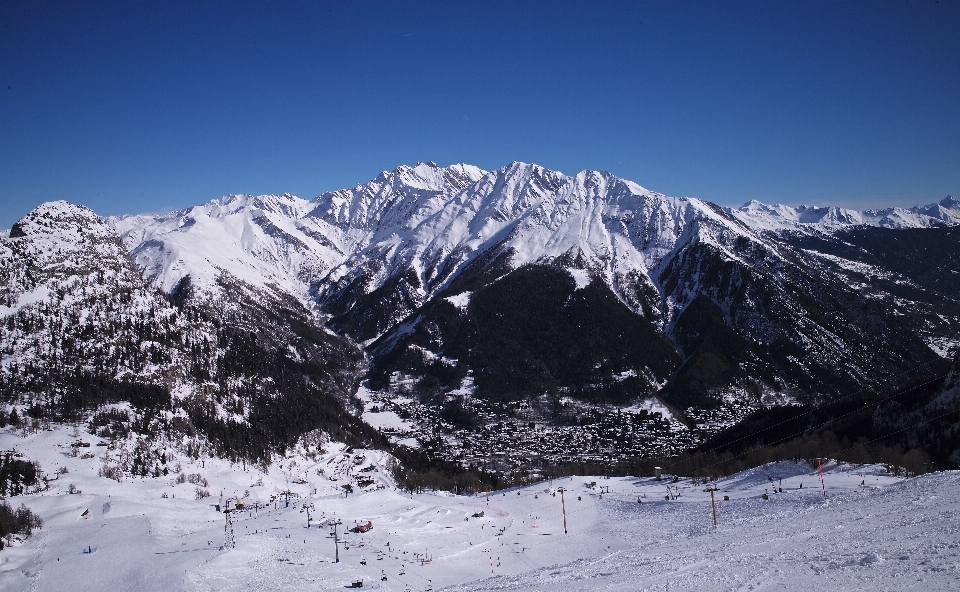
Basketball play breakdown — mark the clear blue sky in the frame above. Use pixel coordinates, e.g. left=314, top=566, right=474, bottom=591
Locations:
left=1, top=0, right=958, bottom=228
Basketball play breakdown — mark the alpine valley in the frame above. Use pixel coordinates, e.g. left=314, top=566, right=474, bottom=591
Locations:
left=4, top=161, right=960, bottom=480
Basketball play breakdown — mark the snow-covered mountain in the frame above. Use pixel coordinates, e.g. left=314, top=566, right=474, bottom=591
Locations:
left=0, top=201, right=195, bottom=387
left=111, top=193, right=345, bottom=302
left=315, top=162, right=756, bottom=341
left=99, top=163, right=960, bottom=423
left=4, top=162, right=959, bottom=467
left=730, top=195, right=960, bottom=232
left=0, top=200, right=372, bottom=467
left=107, top=164, right=486, bottom=307
left=109, top=162, right=960, bottom=344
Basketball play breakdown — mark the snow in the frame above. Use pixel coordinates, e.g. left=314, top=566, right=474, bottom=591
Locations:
left=566, top=268, right=590, bottom=290
left=925, top=335, right=960, bottom=359
left=361, top=410, right=411, bottom=433
left=355, top=384, right=418, bottom=440
left=4, top=422, right=957, bottom=591
left=458, top=465, right=957, bottom=591
left=446, top=373, right=477, bottom=398
left=622, top=397, right=675, bottom=422
left=444, top=292, right=471, bottom=310
left=0, top=286, right=50, bottom=316
left=363, top=410, right=415, bottom=435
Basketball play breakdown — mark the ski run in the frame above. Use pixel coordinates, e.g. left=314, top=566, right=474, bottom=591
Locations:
left=1, top=423, right=958, bottom=591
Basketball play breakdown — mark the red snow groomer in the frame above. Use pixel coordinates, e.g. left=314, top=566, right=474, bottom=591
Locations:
left=351, top=521, right=373, bottom=533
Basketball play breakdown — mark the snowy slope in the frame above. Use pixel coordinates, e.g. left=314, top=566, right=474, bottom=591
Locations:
left=109, top=193, right=351, bottom=303
left=457, top=468, right=960, bottom=592
left=2, top=419, right=957, bottom=592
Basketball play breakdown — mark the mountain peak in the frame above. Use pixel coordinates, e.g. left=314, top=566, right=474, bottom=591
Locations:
left=4, top=200, right=139, bottom=290
left=312, top=162, right=488, bottom=229
left=9, top=200, right=110, bottom=241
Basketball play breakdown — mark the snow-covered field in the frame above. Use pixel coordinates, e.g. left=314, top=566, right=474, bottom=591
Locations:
left=2, top=424, right=958, bottom=591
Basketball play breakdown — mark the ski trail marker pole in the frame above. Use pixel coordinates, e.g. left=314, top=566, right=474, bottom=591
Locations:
left=710, top=489, right=717, bottom=526
left=817, top=458, right=827, bottom=500
left=560, top=488, right=568, bottom=534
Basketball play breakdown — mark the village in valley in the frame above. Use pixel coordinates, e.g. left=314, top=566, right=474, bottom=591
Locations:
left=356, top=381, right=694, bottom=473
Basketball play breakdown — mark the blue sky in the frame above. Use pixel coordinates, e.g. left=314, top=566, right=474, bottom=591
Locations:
left=1, top=0, right=958, bottom=228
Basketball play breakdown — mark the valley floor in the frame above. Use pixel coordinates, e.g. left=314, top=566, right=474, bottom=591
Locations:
left=1, top=425, right=958, bottom=591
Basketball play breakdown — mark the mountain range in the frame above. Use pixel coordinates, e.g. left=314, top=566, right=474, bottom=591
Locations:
left=3, top=161, right=959, bottom=470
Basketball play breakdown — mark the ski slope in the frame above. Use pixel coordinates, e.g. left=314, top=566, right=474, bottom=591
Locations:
left=1, top=424, right=958, bottom=591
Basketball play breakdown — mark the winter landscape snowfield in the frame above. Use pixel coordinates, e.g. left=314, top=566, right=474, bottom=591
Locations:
left=1, top=422, right=958, bottom=591
left=3, top=162, right=960, bottom=590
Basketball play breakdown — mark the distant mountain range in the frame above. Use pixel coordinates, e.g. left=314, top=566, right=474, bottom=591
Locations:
left=3, top=162, right=959, bottom=468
